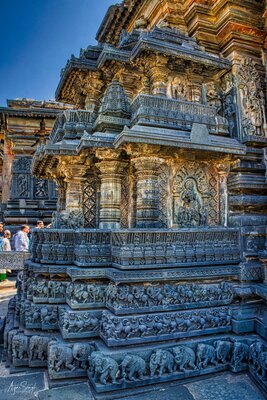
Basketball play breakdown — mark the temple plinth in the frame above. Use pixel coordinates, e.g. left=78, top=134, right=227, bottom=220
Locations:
left=3, top=0, right=267, bottom=397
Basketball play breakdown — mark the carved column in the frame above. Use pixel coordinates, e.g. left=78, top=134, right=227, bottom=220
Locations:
left=65, top=179, right=85, bottom=213
left=55, top=178, right=67, bottom=212
left=190, top=77, right=203, bottom=103
left=132, top=157, right=165, bottom=228
left=96, top=160, right=127, bottom=229
left=2, top=139, right=14, bottom=205
left=217, top=161, right=230, bottom=227
left=84, top=74, right=103, bottom=113
left=59, top=162, right=88, bottom=214
left=149, top=55, right=169, bottom=96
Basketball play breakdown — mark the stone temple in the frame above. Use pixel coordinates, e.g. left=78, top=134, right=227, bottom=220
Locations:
left=3, top=0, right=267, bottom=398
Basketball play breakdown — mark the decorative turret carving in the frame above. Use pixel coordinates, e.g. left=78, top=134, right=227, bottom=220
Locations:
left=94, top=80, right=131, bottom=132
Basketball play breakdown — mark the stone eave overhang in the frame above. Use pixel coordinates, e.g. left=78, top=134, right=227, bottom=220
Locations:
left=96, top=4, right=122, bottom=43
left=114, top=125, right=246, bottom=155
left=55, top=57, right=97, bottom=101
left=96, top=1, right=144, bottom=45
left=31, top=141, right=79, bottom=177
left=45, top=140, right=79, bottom=156
left=130, top=37, right=231, bottom=71
left=77, top=132, right=116, bottom=152
left=0, top=107, right=62, bottom=118
left=97, top=45, right=131, bottom=68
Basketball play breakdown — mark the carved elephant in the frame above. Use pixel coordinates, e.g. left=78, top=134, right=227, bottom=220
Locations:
left=249, top=341, right=264, bottom=370
left=149, top=349, right=174, bottom=377
left=12, top=334, right=29, bottom=360
left=49, top=343, right=75, bottom=372
left=213, top=340, right=233, bottom=364
left=257, top=351, right=267, bottom=379
left=72, top=343, right=93, bottom=370
left=196, top=343, right=217, bottom=369
left=231, top=342, right=249, bottom=368
left=29, top=336, right=50, bottom=361
left=89, top=351, right=119, bottom=385
left=121, top=354, right=146, bottom=381
left=173, top=346, right=197, bottom=371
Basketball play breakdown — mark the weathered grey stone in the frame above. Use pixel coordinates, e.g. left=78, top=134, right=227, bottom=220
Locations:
left=38, top=383, right=94, bottom=400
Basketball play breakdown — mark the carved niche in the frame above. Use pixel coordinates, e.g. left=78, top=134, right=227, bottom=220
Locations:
left=172, top=162, right=220, bottom=227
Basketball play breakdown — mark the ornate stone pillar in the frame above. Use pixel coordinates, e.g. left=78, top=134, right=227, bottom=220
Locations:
left=58, top=162, right=88, bottom=214
left=65, top=178, right=85, bottom=213
left=149, top=55, right=169, bottom=96
left=96, top=160, right=127, bottom=229
left=2, top=139, right=14, bottom=205
left=84, top=74, right=103, bottom=114
left=217, top=161, right=230, bottom=227
left=190, top=77, right=203, bottom=103
left=132, top=157, right=165, bottom=228
left=55, top=178, right=67, bottom=212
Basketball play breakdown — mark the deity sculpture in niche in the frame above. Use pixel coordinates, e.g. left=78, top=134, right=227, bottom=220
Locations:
left=173, top=162, right=219, bottom=227
left=169, top=77, right=187, bottom=100
left=174, top=178, right=207, bottom=227
left=223, top=93, right=236, bottom=137
left=206, top=83, right=222, bottom=114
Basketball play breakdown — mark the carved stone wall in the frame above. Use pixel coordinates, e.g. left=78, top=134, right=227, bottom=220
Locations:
left=4, top=1, right=267, bottom=398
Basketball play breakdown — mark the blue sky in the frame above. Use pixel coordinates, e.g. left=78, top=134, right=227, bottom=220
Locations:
left=0, top=0, right=116, bottom=106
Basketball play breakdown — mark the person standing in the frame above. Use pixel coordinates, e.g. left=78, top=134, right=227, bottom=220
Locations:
left=2, top=230, right=11, bottom=251
left=15, top=225, right=30, bottom=252
left=0, top=222, right=4, bottom=252
left=0, top=229, right=11, bottom=281
left=36, top=220, right=44, bottom=229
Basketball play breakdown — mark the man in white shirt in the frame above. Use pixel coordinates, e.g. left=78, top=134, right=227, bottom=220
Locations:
left=15, top=225, right=30, bottom=252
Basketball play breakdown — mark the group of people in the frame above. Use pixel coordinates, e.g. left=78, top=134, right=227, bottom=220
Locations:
left=0, top=220, right=45, bottom=281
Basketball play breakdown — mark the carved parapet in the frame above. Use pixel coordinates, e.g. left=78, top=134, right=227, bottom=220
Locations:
left=31, top=228, right=241, bottom=268
left=130, top=94, right=229, bottom=136
left=74, top=229, right=111, bottom=266
left=31, top=229, right=75, bottom=265
left=111, top=228, right=241, bottom=268
left=49, top=110, right=96, bottom=144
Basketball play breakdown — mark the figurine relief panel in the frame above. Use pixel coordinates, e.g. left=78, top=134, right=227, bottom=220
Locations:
left=11, top=156, right=55, bottom=200
left=172, top=161, right=220, bottom=227
left=237, top=58, right=267, bottom=138
left=205, top=79, right=237, bottom=137
left=168, top=75, right=189, bottom=101
left=34, top=178, right=48, bottom=198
